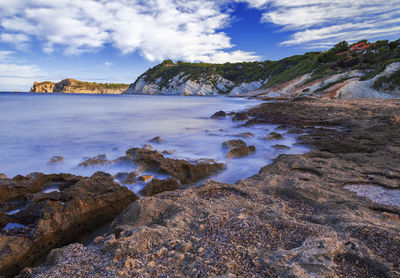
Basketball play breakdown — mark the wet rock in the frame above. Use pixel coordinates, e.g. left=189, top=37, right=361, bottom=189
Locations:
left=232, top=112, right=249, bottom=121
left=114, top=171, right=139, bottom=184
left=222, top=140, right=255, bottom=158
left=237, top=132, right=254, bottom=138
left=0, top=171, right=138, bottom=277
left=126, top=148, right=225, bottom=185
left=162, top=150, right=176, bottom=155
left=149, top=136, right=163, bottom=143
left=264, top=132, right=284, bottom=140
left=272, top=144, right=290, bottom=150
left=211, top=111, right=226, bottom=119
left=138, top=175, right=154, bottom=182
left=79, top=154, right=109, bottom=167
left=111, top=155, right=134, bottom=166
left=142, top=144, right=153, bottom=150
left=123, top=171, right=139, bottom=184
left=140, top=178, right=180, bottom=196
left=226, top=146, right=256, bottom=159
left=47, top=156, right=64, bottom=165
left=222, top=139, right=247, bottom=149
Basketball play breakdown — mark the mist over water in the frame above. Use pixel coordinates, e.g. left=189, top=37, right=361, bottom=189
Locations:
left=0, top=92, right=308, bottom=190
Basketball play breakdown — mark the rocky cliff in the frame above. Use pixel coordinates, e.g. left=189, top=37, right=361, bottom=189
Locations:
left=125, top=39, right=400, bottom=98
left=30, top=79, right=129, bottom=94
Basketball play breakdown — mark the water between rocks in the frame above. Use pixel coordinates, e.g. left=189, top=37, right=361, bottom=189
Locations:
left=0, top=92, right=309, bottom=193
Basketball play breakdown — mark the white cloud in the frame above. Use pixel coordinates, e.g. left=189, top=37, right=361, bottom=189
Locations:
left=104, top=62, right=113, bottom=67
left=0, top=0, right=260, bottom=62
left=239, top=0, right=400, bottom=48
left=0, top=63, right=45, bottom=91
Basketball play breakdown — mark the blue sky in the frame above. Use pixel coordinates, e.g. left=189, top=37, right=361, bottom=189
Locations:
left=0, top=0, right=399, bottom=91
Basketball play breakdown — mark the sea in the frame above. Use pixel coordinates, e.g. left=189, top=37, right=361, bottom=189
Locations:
left=0, top=92, right=309, bottom=193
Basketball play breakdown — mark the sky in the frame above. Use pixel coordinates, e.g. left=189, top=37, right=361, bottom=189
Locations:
left=0, top=0, right=399, bottom=91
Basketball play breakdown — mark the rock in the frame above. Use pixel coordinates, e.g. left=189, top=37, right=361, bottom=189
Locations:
left=226, top=146, right=256, bottom=159
left=114, top=171, right=139, bottom=184
left=237, top=132, right=254, bottom=138
left=272, top=144, right=290, bottom=150
left=222, top=140, right=255, bottom=158
left=126, top=148, right=225, bottom=185
left=123, top=171, right=139, bottom=184
left=211, top=111, right=227, bottom=119
left=78, top=154, right=109, bottom=167
left=264, top=132, right=284, bottom=140
left=142, top=144, right=153, bottom=150
left=0, top=173, right=6, bottom=180
left=138, top=175, right=154, bottom=182
left=222, top=139, right=247, bottom=149
left=0, top=172, right=138, bottom=277
left=47, top=156, right=64, bottom=165
left=149, top=136, right=162, bottom=143
left=232, top=112, right=249, bottom=121
left=140, top=178, right=180, bottom=196
left=162, top=150, right=176, bottom=155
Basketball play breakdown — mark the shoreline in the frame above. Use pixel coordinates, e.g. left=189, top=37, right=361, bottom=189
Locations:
left=1, top=97, right=400, bottom=277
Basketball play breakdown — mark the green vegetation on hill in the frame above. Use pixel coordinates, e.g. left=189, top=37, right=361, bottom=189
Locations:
left=68, top=80, right=129, bottom=90
left=373, top=69, right=400, bottom=91
left=136, top=38, right=400, bottom=91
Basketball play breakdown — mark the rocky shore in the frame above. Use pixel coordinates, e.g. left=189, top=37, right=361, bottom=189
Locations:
left=2, top=98, right=400, bottom=277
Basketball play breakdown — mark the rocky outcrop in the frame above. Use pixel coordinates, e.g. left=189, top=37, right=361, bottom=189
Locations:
left=30, top=79, right=129, bottom=94
left=0, top=172, right=138, bottom=277
left=222, top=139, right=255, bottom=158
left=124, top=73, right=266, bottom=96
left=19, top=98, right=400, bottom=277
left=125, top=147, right=226, bottom=184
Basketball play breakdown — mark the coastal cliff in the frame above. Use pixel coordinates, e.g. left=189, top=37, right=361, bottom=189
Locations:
left=125, top=39, right=400, bottom=98
left=30, top=79, right=129, bottom=94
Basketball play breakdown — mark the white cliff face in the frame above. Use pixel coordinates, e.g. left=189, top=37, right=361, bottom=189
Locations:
left=125, top=74, right=265, bottom=96
left=228, top=81, right=264, bottom=96
left=337, top=62, right=400, bottom=99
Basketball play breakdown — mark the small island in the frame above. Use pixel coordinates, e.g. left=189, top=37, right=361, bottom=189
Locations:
left=30, top=78, right=130, bottom=94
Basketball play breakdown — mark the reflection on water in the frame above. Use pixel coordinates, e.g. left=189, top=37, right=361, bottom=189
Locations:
left=0, top=92, right=309, bottom=188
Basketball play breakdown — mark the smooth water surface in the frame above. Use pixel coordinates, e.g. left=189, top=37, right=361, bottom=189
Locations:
left=0, top=92, right=308, bottom=191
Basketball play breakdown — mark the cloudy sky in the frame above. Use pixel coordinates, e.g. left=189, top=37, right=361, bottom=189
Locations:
left=0, top=0, right=399, bottom=91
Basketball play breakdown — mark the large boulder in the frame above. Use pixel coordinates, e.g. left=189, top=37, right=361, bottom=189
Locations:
left=125, top=148, right=225, bottom=184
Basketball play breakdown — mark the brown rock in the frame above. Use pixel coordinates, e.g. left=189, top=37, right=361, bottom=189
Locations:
left=264, top=132, right=284, bottom=140
left=47, top=156, right=64, bottom=165
left=226, top=146, right=256, bottom=159
left=222, top=139, right=246, bottom=149
left=138, top=175, right=154, bottom=182
left=126, top=148, right=225, bottom=185
left=232, top=112, right=249, bottom=121
left=140, top=178, right=180, bottom=196
left=211, top=111, right=227, bottom=119
left=237, top=132, right=254, bottom=138
left=149, top=136, right=163, bottom=143
left=0, top=173, right=6, bottom=180
left=79, top=154, right=109, bottom=167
